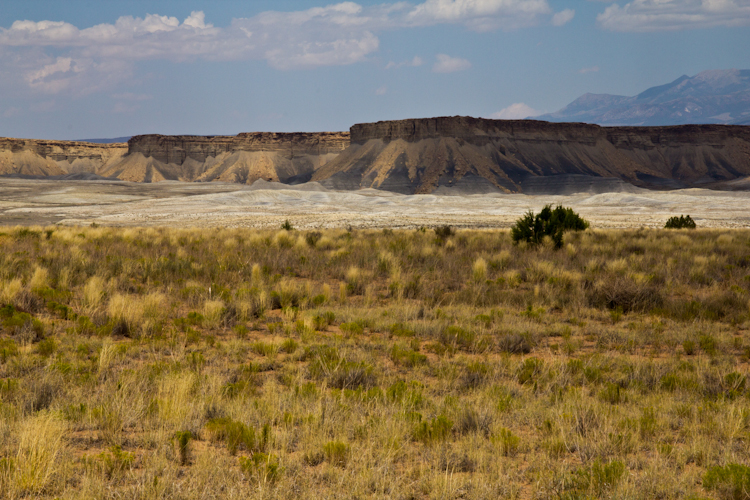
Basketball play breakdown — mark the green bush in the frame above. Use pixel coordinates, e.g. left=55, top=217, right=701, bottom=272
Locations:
left=704, top=463, right=750, bottom=500
left=665, top=215, right=696, bottom=229
left=511, top=204, right=588, bottom=249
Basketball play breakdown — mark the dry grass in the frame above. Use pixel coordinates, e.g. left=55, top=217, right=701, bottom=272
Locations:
left=0, top=225, right=749, bottom=499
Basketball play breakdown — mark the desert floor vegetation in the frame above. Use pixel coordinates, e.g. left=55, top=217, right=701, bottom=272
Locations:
left=1, top=224, right=750, bottom=499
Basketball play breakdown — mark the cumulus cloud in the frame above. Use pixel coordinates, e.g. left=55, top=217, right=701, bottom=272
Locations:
left=552, top=9, right=575, bottom=26
left=433, top=54, right=471, bottom=73
left=597, top=0, right=750, bottom=31
left=0, top=2, right=567, bottom=94
left=407, top=0, right=553, bottom=31
left=491, top=102, right=542, bottom=119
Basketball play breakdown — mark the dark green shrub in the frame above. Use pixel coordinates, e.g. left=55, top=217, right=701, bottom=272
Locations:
left=511, top=205, right=588, bottom=249
left=281, top=220, right=294, bottom=231
left=665, top=215, right=696, bottom=229
left=704, top=463, right=750, bottom=500
left=434, top=225, right=454, bottom=242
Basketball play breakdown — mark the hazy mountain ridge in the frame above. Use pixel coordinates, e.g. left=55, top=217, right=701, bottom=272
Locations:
left=540, top=69, right=750, bottom=126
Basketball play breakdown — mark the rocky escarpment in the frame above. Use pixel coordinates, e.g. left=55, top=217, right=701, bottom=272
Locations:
left=0, top=137, right=127, bottom=177
left=101, top=132, right=350, bottom=183
left=312, top=116, right=750, bottom=193
left=128, top=132, right=349, bottom=164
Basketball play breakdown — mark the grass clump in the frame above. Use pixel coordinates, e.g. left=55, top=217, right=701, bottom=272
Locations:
left=239, top=452, right=283, bottom=483
left=322, top=441, right=350, bottom=467
left=413, top=415, right=453, bottom=444
left=704, top=463, right=750, bottom=500
left=205, top=418, right=258, bottom=456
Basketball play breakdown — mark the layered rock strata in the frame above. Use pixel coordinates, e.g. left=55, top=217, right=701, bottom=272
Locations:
left=108, top=132, right=350, bottom=183
left=127, top=132, right=350, bottom=164
left=311, top=116, right=750, bottom=193
left=0, top=137, right=127, bottom=176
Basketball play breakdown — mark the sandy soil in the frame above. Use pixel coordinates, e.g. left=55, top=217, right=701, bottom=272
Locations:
left=1, top=177, right=749, bottom=229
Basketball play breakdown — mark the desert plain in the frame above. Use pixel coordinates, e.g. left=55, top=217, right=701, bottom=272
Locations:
left=1, top=177, right=750, bottom=229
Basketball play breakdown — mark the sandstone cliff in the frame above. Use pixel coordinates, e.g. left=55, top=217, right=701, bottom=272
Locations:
left=311, top=116, right=750, bottom=193
left=0, top=137, right=127, bottom=177
left=107, top=132, right=350, bottom=183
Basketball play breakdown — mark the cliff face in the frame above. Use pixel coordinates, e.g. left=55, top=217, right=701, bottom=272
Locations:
left=105, top=132, right=351, bottom=184
left=128, top=132, right=350, bottom=164
left=312, top=117, right=750, bottom=193
left=0, top=137, right=127, bottom=176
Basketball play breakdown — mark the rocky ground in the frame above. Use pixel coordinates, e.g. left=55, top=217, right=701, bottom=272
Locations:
left=1, top=177, right=749, bottom=229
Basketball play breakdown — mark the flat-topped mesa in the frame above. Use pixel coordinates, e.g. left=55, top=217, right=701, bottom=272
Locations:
left=313, top=116, right=750, bottom=194
left=0, top=137, right=128, bottom=177
left=128, top=132, right=350, bottom=164
left=350, top=116, right=750, bottom=145
left=0, top=137, right=127, bottom=162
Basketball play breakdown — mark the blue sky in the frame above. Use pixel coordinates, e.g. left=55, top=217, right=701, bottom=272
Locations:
left=0, top=0, right=749, bottom=139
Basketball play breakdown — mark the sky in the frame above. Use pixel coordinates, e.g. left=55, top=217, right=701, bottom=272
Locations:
left=0, top=0, right=749, bottom=140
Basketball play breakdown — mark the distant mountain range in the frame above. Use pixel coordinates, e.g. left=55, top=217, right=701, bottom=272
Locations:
left=539, top=69, right=750, bottom=126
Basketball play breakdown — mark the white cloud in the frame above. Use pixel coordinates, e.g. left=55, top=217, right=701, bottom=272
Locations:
left=0, top=2, right=566, bottom=94
left=26, top=57, right=72, bottom=86
left=597, top=0, right=750, bottom=31
left=491, top=102, right=542, bottom=119
left=385, top=56, right=424, bottom=69
left=375, top=85, right=388, bottom=95
left=407, top=0, right=552, bottom=31
left=432, top=54, right=471, bottom=73
left=579, top=65, right=599, bottom=73
left=552, top=9, right=575, bottom=26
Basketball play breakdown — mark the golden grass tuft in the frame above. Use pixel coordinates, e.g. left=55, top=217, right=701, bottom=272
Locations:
left=8, top=413, right=67, bottom=498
